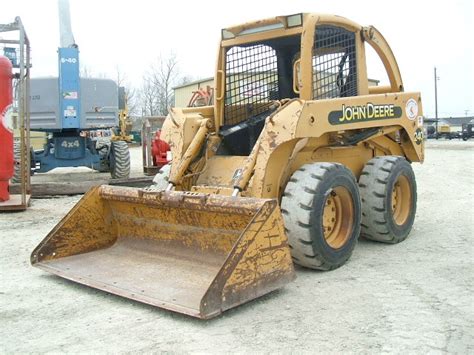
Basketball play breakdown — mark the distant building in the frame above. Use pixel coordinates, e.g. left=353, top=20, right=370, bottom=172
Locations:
left=173, top=76, right=380, bottom=108
left=174, top=77, right=214, bottom=108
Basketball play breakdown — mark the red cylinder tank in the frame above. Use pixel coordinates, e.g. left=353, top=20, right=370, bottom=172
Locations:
left=0, top=56, right=13, bottom=112
left=0, top=55, right=14, bottom=201
left=151, top=130, right=170, bottom=168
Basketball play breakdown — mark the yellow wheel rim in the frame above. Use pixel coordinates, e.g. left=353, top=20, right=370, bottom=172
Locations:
left=322, top=187, right=354, bottom=249
left=391, top=174, right=411, bottom=225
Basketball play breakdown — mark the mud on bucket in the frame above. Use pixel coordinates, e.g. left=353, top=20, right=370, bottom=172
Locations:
left=31, top=185, right=295, bottom=319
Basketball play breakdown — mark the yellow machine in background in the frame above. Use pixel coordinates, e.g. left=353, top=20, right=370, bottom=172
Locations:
left=111, top=87, right=133, bottom=143
left=32, top=13, right=424, bottom=319
left=436, top=124, right=458, bottom=139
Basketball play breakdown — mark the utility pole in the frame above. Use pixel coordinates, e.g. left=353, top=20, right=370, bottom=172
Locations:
left=434, top=67, right=439, bottom=138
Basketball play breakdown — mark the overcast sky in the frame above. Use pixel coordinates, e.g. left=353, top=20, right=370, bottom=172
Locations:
left=2, top=0, right=473, bottom=118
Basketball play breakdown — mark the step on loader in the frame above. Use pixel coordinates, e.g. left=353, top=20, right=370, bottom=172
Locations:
left=32, top=13, right=424, bottom=319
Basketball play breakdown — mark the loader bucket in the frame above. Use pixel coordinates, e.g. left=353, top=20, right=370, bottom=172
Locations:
left=31, top=185, right=295, bottom=319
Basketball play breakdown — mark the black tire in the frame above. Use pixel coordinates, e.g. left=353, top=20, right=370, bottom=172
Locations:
left=29, top=147, right=36, bottom=176
left=359, top=156, right=417, bottom=244
left=281, top=163, right=361, bottom=270
left=95, top=138, right=111, bottom=173
left=109, top=140, right=130, bottom=179
left=12, top=140, right=21, bottom=183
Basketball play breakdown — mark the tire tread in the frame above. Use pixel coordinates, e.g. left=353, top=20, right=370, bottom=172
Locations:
left=281, top=163, right=360, bottom=270
left=359, top=155, right=417, bottom=244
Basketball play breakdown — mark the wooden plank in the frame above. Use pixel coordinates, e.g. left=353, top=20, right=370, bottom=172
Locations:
left=0, top=194, right=30, bottom=211
left=9, top=176, right=154, bottom=197
left=10, top=181, right=101, bottom=196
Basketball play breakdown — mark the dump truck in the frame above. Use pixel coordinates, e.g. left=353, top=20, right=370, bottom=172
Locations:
left=31, top=13, right=424, bottom=319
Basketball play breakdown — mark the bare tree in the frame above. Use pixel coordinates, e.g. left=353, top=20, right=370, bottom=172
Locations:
left=139, top=72, right=160, bottom=116
left=177, top=74, right=194, bottom=87
left=80, top=64, right=93, bottom=78
left=154, top=53, right=179, bottom=115
left=138, top=53, right=182, bottom=116
left=80, top=65, right=109, bottom=79
left=116, top=66, right=138, bottom=116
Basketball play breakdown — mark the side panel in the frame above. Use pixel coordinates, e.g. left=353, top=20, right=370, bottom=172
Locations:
left=297, top=92, right=424, bottom=162
left=291, top=144, right=375, bottom=179
left=30, top=78, right=60, bottom=130
left=248, top=93, right=423, bottom=199
left=30, top=77, right=118, bottom=131
left=80, top=78, right=118, bottom=129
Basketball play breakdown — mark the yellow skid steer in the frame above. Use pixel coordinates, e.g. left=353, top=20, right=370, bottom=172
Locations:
left=32, top=13, right=424, bottom=319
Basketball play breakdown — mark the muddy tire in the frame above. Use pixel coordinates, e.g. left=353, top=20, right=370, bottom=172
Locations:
left=110, top=141, right=130, bottom=179
left=95, top=138, right=111, bottom=172
left=359, top=156, right=417, bottom=244
left=281, top=163, right=361, bottom=270
left=147, top=164, right=171, bottom=191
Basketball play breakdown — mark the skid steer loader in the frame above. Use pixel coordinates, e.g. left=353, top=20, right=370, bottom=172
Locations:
left=31, top=13, right=424, bottom=319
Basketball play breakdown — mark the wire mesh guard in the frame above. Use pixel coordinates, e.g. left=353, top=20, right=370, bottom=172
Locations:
left=224, top=44, right=278, bottom=126
left=313, top=25, right=357, bottom=100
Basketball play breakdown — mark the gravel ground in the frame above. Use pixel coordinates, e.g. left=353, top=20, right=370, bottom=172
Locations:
left=0, top=140, right=473, bottom=353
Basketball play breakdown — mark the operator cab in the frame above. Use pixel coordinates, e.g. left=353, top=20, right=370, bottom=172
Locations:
left=219, top=21, right=358, bottom=156
left=219, top=35, right=301, bottom=155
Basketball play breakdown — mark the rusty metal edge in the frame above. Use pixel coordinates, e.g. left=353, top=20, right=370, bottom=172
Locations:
left=200, top=199, right=296, bottom=315
left=30, top=187, right=101, bottom=264
left=10, top=177, right=154, bottom=197
left=99, top=185, right=274, bottom=215
left=221, top=272, right=296, bottom=314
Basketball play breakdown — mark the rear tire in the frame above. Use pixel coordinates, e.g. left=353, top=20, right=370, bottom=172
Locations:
left=95, top=138, right=111, bottom=172
left=281, top=163, right=361, bottom=270
left=359, top=156, right=417, bottom=244
left=110, top=141, right=130, bottom=179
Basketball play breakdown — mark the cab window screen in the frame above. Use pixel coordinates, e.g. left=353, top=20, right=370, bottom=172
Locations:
left=224, top=44, right=278, bottom=126
left=312, top=26, right=357, bottom=99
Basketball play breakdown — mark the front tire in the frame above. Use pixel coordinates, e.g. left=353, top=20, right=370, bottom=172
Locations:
left=109, top=141, right=130, bottom=179
left=281, top=163, right=361, bottom=270
left=359, top=156, right=417, bottom=244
